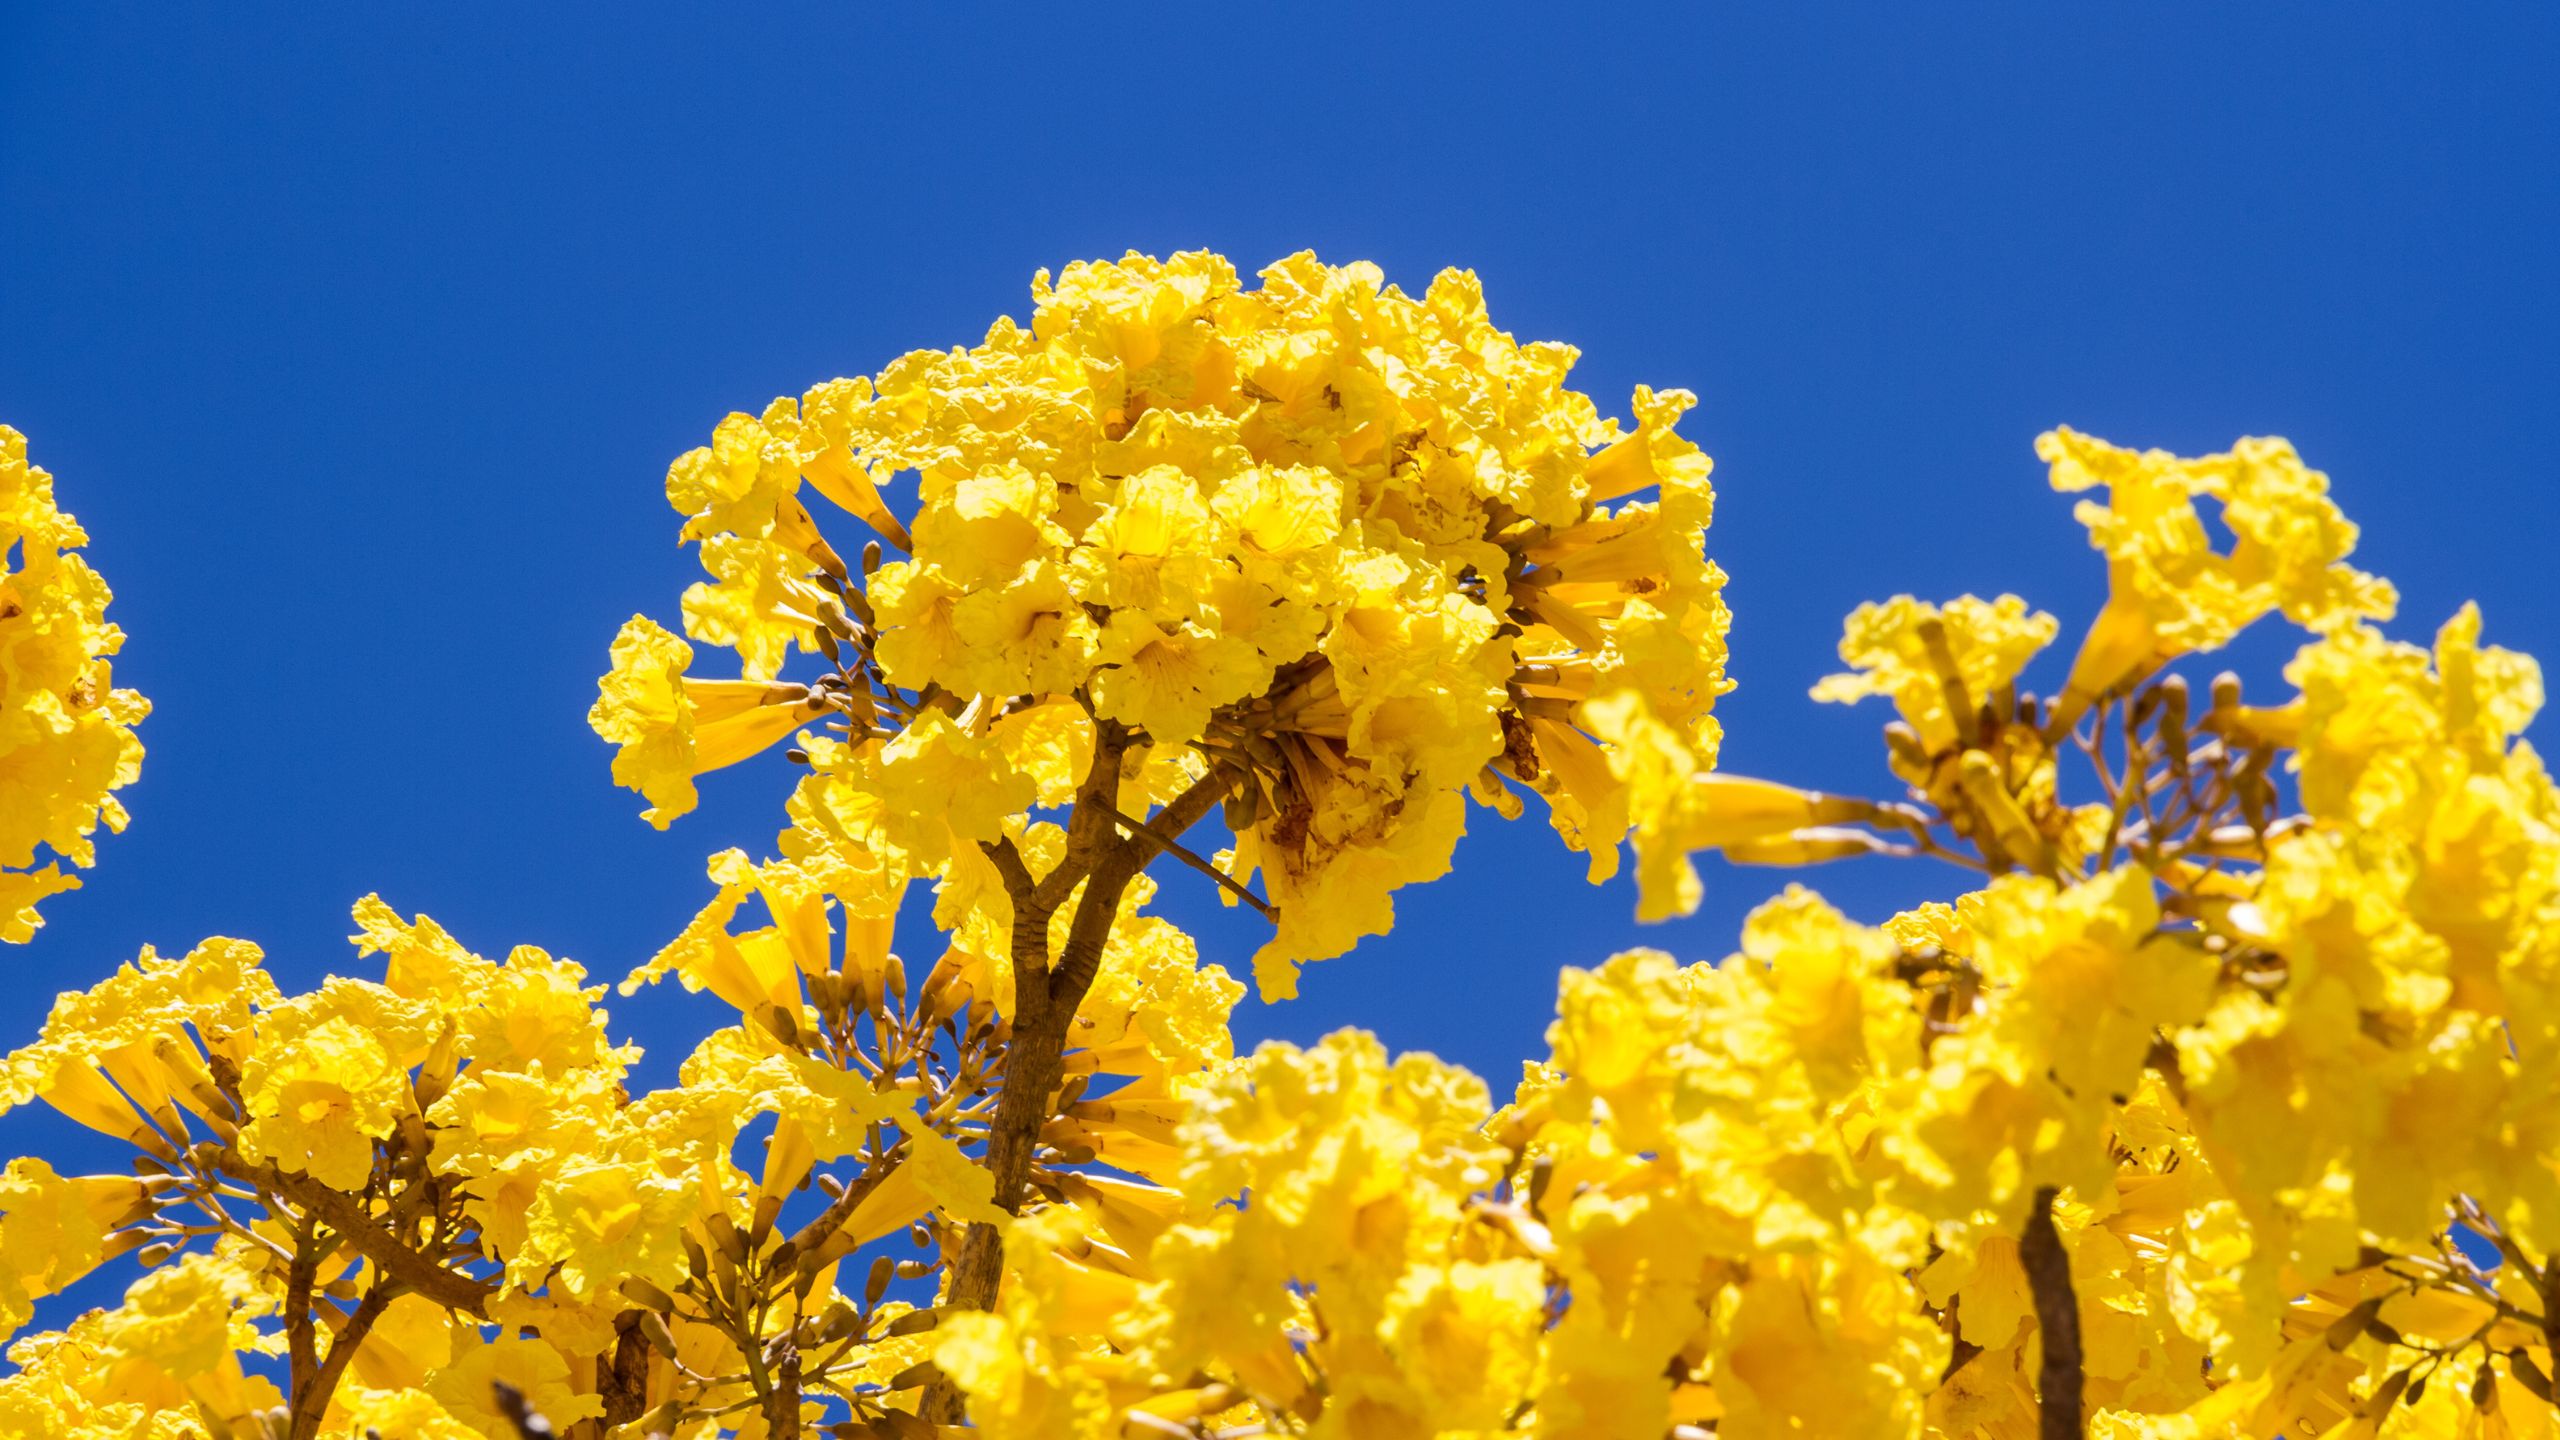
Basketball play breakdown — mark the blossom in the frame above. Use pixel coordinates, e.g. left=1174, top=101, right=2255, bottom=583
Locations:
left=0, top=425, right=148, bottom=941
left=607, top=251, right=1734, bottom=995
left=2040, top=427, right=2394, bottom=707
left=237, top=979, right=437, bottom=1189
left=589, top=613, right=822, bottom=827
left=0, top=1159, right=145, bottom=1332
left=1812, top=593, right=2059, bottom=750
left=514, top=1160, right=694, bottom=1300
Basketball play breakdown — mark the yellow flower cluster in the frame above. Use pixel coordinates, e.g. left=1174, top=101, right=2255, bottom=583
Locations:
left=0, top=426, right=148, bottom=942
left=926, top=884, right=2185, bottom=1439
left=594, top=251, right=1731, bottom=996
left=0, top=813, right=1263, bottom=1435
left=2041, top=427, right=2396, bottom=717
left=0, top=900, right=886, bottom=1433
left=923, top=430, right=2560, bottom=1438
left=0, top=917, right=661, bottom=1433
left=4, top=257, right=2553, bottom=1439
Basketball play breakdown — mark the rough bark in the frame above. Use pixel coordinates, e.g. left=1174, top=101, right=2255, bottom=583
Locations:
left=919, top=758, right=1231, bottom=1422
left=287, top=1284, right=395, bottom=1440
left=2020, top=1184, right=2084, bottom=1440
left=599, top=1312, right=653, bottom=1431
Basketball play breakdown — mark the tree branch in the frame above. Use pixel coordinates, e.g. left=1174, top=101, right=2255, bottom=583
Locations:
left=978, top=833, right=1039, bottom=901
left=288, top=1281, right=397, bottom=1440
left=2020, top=1184, right=2084, bottom=1440
left=929, top=745, right=1241, bottom=1427
left=1096, top=790, right=1271, bottom=920
left=244, top=1163, right=494, bottom=1317
left=1032, top=718, right=1133, bottom=913
left=1049, top=768, right=1234, bottom=1006
left=600, top=1311, right=653, bottom=1432
left=284, top=1221, right=321, bottom=1407
left=926, top=739, right=1234, bottom=1423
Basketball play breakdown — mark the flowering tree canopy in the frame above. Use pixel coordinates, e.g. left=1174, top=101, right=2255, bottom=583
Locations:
left=3, top=258, right=2557, bottom=1440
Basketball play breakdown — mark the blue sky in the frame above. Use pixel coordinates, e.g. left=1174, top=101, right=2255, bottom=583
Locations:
left=3, top=4, right=2555, bottom=1202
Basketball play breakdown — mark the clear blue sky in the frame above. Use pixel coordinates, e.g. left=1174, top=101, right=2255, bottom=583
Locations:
left=4, top=6, right=2555, bottom=1193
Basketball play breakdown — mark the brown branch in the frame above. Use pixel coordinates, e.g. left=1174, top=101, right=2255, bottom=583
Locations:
left=932, top=895, right=1116, bottom=1348
left=978, top=833, right=1039, bottom=901
left=2020, top=1184, right=2084, bottom=1440
left=244, top=1163, right=494, bottom=1316
left=942, top=768, right=1238, bottom=1279
left=288, top=1282, right=397, bottom=1440
left=284, top=1222, right=321, bottom=1406
left=1032, top=717, right=1134, bottom=913
left=2540, top=1242, right=2560, bottom=1363
left=767, top=1339, right=803, bottom=1438
left=1050, top=768, right=1234, bottom=1006
left=923, top=755, right=1232, bottom=1422
left=600, top=1311, right=653, bottom=1432
left=1096, top=791, right=1271, bottom=918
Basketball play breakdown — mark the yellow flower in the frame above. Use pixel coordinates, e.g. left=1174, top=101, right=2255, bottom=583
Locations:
left=945, top=559, right=1097, bottom=698
left=934, top=1214, right=1120, bottom=1439
left=0, top=1159, right=145, bottom=1333
left=424, top=1334, right=602, bottom=1436
left=326, top=1385, right=484, bottom=1440
left=1578, top=689, right=1855, bottom=921
left=893, top=1110, right=1008, bottom=1226
left=238, top=979, right=437, bottom=1189
left=589, top=613, right=822, bottom=827
left=679, top=533, right=836, bottom=682
left=665, top=405, right=811, bottom=546
left=1811, top=593, right=2059, bottom=750
left=0, top=425, right=149, bottom=942
left=515, top=1160, right=694, bottom=1301
left=1377, top=1258, right=1549, bottom=1428
left=669, top=1020, right=905, bottom=1175
left=1583, top=384, right=1715, bottom=503
left=1090, top=613, right=1270, bottom=749
left=1709, top=1252, right=1942, bottom=1440
left=0, top=937, right=275, bottom=1146
left=2041, top=427, right=2394, bottom=704
left=7, top=1249, right=286, bottom=1427
left=1233, top=772, right=1467, bottom=999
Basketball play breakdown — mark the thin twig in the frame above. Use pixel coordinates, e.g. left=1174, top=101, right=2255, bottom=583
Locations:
left=1096, top=797, right=1273, bottom=919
